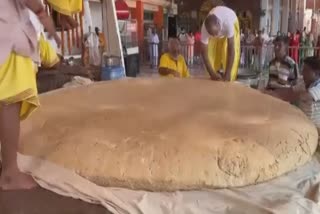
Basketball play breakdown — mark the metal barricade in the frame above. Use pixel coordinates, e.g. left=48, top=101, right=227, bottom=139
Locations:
left=180, top=42, right=194, bottom=65
left=288, top=46, right=320, bottom=67
left=140, top=40, right=202, bottom=67
left=149, top=42, right=159, bottom=69
left=240, top=45, right=274, bottom=72
left=139, top=41, right=160, bottom=69
left=140, top=40, right=320, bottom=71
left=240, top=45, right=320, bottom=71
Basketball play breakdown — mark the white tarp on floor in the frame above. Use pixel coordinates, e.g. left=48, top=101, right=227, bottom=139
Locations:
left=18, top=151, right=320, bottom=214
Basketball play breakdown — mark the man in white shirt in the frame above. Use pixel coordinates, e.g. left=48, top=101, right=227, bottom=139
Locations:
left=150, top=28, right=160, bottom=68
left=201, top=6, right=240, bottom=81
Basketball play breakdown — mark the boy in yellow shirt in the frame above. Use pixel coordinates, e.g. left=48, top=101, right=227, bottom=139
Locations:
left=158, top=38, right=190, bottom=78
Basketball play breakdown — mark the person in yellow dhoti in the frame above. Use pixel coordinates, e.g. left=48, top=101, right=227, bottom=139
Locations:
left=29, top=7, right=61, bottom=69
left=0, top=0, right=81, bottom=190
left=201, top=6, right=240, bottom=81
left=47, top=0, right=81, bottom=29
left=39, top=34, right=60, bottom=69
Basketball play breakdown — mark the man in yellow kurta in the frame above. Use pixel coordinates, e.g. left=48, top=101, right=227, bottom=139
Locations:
left=0, top=0, right=81, bottom=190
left=201, top=6, right=240, bottom=81
left=159, top=38, right=190, bottom=78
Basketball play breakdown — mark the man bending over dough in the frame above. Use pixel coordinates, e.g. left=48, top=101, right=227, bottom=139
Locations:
left=267, top=57, right=320, bottom=129
left=201, top=6, right=240, bottom=81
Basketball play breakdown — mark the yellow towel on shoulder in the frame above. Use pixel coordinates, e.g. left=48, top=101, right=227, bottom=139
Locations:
left=47, top=0, right=82, bottom=16
left=0, top=53, right=39, bottom=120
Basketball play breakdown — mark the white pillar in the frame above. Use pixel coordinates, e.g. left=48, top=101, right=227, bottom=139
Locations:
left=260, top=0, right=269, bottom=31
left=101, top=0, right=126, bottom=69
left=297, top=0, right=306, bottom=30
left=272, top=0, right=281, bottom=35
left=281, top=0, right=289, bottom=33
left=83, top=0, right=93, bottom=33
left=288, top=0, right=297, bottom=33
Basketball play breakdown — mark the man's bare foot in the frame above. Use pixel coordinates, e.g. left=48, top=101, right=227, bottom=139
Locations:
left=0, top=170, right=38, bottom=190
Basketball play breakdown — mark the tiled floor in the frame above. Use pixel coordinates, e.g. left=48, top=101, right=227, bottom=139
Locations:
left=0, top=188, right=111, bottom=214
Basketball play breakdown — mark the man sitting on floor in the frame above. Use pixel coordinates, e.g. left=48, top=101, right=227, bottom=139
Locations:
left=267, top=36, right=299, bottom=89
left=158, top=37, right=190, bottom=78
left=267, top=57, right=320, bottom=129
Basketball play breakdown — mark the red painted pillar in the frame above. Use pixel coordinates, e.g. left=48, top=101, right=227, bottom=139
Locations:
left=154, top=6, right=164, bottom=29
left=130, top=8, right=136, bottom=19
left=136, top=1, right=144, bottom=45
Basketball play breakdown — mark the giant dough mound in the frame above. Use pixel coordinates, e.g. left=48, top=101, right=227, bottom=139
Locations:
left=20, top=78, right=318, bottom=191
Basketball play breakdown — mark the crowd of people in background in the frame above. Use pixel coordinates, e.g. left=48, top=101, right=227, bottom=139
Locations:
left=146, top=24, right=320, bottom=75
left=146, top=26, right=202, bottom=68
left=150, top=4, right=320, bottom=134
left=240, top=26, right=320, bottom=70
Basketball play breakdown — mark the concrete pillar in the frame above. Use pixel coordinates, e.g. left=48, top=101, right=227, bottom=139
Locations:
left=83, top=0, right=93, bottom=33
left=288, top=0, right=297, bottom=33
left=281, top=0, right=290, bottom=33
left=271, top=0, right=281, bottom=35
left=297, top=0, right=306, bottom=30
left=259, top=0, right=269, bottom=31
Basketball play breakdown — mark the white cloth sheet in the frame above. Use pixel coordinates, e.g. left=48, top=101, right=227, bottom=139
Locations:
left=18, top=152, right=320, bottom=214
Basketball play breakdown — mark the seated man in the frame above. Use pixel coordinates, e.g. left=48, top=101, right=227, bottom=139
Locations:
left=268, top=36, right=299, bottom=89
left=158, top=38, right=190, bottom=78
left=267, top=57, right=320, bottom=129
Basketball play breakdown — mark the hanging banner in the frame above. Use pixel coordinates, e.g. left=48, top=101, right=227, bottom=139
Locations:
left=115, top=0, right=130, bottom=20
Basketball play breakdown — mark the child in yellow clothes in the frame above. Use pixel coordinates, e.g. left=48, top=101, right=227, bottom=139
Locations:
left=0, top=0, right=63, bottom=190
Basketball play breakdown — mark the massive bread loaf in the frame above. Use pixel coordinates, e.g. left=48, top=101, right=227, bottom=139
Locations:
left=20, top=79, right=318, bottom=191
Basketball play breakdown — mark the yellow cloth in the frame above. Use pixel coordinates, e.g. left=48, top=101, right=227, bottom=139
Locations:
left=207, top=20, right=240, bottom=81
left=159, top=53, right=190, bottom=78
left=0, top=53, right=39, bottom=120
left=98, top=33, right=106, bottom=49
left=47, top=0, right=82, bottom=16
left=39, top=35, right=59, bottom=68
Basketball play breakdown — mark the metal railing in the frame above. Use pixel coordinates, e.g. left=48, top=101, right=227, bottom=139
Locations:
left=240, top=45, right=274, bottom=72
left=140, top=40, right=320, bottom=71
left=240, top=45, right=320, bottom=71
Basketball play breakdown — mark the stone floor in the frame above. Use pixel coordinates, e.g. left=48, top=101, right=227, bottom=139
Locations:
left=0, top=188, right=112, bottom=214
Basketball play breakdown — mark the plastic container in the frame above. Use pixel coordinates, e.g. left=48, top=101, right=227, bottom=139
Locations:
left=101, top=65, right=125, bottom=81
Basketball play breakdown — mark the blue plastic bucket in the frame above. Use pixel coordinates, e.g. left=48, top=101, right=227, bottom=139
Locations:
left=101, top=65, right=125, bottom=81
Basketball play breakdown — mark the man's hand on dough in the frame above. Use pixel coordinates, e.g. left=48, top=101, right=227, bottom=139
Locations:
left=210, top=72, right=223, bottom=81
left=172, top=71, right=181, bottom=78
